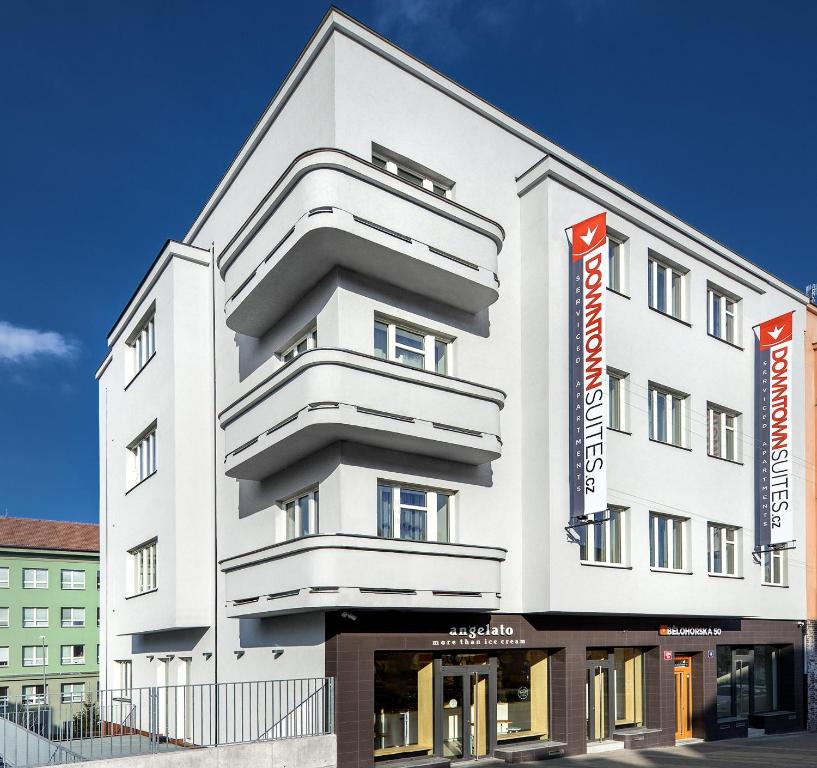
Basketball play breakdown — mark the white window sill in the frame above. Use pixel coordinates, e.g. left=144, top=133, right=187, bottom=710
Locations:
left=707, top=572, right=743, bottom=579
left=125, top=587, right=158, bottom=600
left=579, top=560, right=632, bottom=570
left=649, top=567, right=693, bottom=575
left=125, top=470, right=157, bottom=495
left=761, top=582, right=789, bottom=588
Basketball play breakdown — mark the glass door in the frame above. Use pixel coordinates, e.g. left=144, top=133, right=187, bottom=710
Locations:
left=586, top=652, right=614, bottom=742
left=441, top=675, right=465, bottom=758
left=732, top=649, right=754, bottom=719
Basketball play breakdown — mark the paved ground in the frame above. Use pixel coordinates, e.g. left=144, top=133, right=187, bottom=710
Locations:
left=531, top=732, right=817, bottom=767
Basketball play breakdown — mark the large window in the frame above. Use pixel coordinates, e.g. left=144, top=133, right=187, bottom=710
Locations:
left=61, top=569, right=86, bottom=590
left=761, top=546, right=787, bottom=586
left=0, top=648, right=8, bottom=668
left=22, top=645, right=48, bottom=667
left=282, top=327, right=317, bottom=362
left=496, top=650, right=550, bottom=740
left=61, top=683, right=86, bottom=704
left=130, top=540, right=157, bottom=594
left=608, top=370, right=628, bottom=431
left=284, top=489, right=319, bottom=540
left=372, top=152, right=453, bottom=199
left=61, top=644, right=85, bottom=665
left=22, top=607, right=48, bottom=628
left=608, top=234, right=627, bottom=293
left=374, top=319, right=450, bottom=375
left=708, top=287, right=739, bottom=344
left=648, top=256, right=687, bottom=321
left=649, top=385, right=687, bottom=447
left=0, top=608, right=7, bottom=628
left=708, top=524, right=740, bottom=576
left=580, top=509, right=626, bottom=566
left=614, top=648, right=645, bottom=727
left=717, top=646, right=780, bottom=720
left=649, top=512, right=687, bottom=571
left=377, top=484, right=453, bottom=543
left=23, top=568, right=48, bottom=589
left=128, top=312, right=156, bottom=377
left=0, top=568, right=8, bottom=588
left=61, top=607, right=86, bottom=628
left=22, top=685, right=45, bottom=705
left=708, top=405, right=739, bottom=462
left=129, top=426, right=157, bottom=486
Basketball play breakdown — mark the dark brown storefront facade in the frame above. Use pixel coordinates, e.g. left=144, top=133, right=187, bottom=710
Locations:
left=325, top=611, right=804, bottom=768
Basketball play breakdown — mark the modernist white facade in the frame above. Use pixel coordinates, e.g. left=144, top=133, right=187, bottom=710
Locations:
left=97, top=9, right=810, bottom=765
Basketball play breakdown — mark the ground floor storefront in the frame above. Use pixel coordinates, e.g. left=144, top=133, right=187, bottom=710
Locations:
left=324, top=613, right=804, bottom=768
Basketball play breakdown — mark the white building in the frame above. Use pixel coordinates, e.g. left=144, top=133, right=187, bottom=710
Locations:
left=97, top=8, right=810, bottom=764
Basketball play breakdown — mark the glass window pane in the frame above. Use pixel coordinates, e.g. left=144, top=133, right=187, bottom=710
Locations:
left=671, top=271, right=682, bottom=318
left=395, top=348, right=425, bottom=369
left=436, top=494, right=450, bottom=543
left=395, top=327, right=424, bottom=350
left=400, top=508, right=426, bottom=541
left=672, top=397, right=682, bottom=446
left=435, top=340, right=447, bottom=375
left=593, top=513, right=606, bottom=562
left=609, top=376, right=620, bottom=430
left=400, top=489, right=426, bottom=508
left=712, top=527, right=722, bottom=573
left=672, top=520, right=683, bottom=569
left=657, top=516, right=667, bottom=568
left=286, top=501, right=296, bottom=540
left=608, top=241, right=620, bottom=291
left=610, top=511, right=621, bottom=564
left=374, top=322, right=388, bottom=359
left=298, top=495, right=310, bottom=536
left=377, top=485, right=393, bottom=538
left=656, top=264, right=666, bottom=311
left=712, top=293, right=721, bottom=337
left=656, top=394, right=667, bottom=442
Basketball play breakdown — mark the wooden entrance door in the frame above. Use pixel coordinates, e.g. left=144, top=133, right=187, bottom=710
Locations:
left=674, top=657, right=693, bottom=740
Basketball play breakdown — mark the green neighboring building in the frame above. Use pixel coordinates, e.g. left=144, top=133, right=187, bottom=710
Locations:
left=0, top=517, right=99, bottom=710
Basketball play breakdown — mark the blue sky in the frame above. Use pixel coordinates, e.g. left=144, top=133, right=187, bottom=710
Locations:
left=1, top=1, right=815, bottom=523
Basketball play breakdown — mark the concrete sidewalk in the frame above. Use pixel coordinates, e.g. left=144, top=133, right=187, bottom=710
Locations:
left=525, top=732, right=817, bottom=767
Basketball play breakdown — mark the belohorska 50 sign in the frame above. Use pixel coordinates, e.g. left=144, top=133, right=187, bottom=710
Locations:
left=568, top=213, right=608, bottom=521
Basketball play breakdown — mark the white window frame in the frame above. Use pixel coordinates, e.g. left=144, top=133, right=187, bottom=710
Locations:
left=22, top=685, right=45, bottom=704
left=376, top=483, right=454, bottom=543
left=118, top=660, right=133, bottom=694
left=127, top=311, right=156, bottom=378
left=708, top=405, right=740, bottom=462
left=22, top=607, right=48, bottom=628
left=649, top=512, right=688, bottom=572
left=707, top=286, right=739, bottom=344
left=580, top=508, right=628, bottom=566
left=61, top=607, right=86, bottom=628
left=648, top=256, right=687, bottom=321
left=22, top=645, right=48, bottom=667
left=0, top=568, right=8, bottom=589
left=649, top=385, right=688, bottom=448
left=761, top=546, right=788, bottom=587
left=372, top=152, right=454, bottom=199
left=61, top=682, right=85, bottom=703
left=130, top=540, right=157, bottom=595
left=0, top=608, right=8, bottom=628
left=374, top=318, right=451, bottom=375
left=281, top=326, right=317, bottom=362
left=61, top=569, right=86, bottom=590
left=0, top=647, right=7, bottom=668
left=283, top=488, right=319, bottom=541
left=61, top=644, right=85, bottom=666
left=607, top=233, right=628, bottom=294
left=128, top=424, right=157, bottom=487
left=708, top=523, right=741, bottom=577
left=22, top=569, right=48, bottom=589
left=608, top=369, right=629, bottom=432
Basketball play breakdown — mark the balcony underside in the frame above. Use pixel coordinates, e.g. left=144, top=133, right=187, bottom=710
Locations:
left=221, top=534, right=506, bottom=618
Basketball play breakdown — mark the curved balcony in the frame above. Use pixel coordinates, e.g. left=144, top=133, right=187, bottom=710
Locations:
left=220, top=534, right=506, bottom=617
left=221, top=149, right=504, bottom=337
left=220, top=348, right=505, bottom=480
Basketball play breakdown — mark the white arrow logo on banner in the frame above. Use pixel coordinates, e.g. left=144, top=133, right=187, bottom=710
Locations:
left=580, top=226, right=597, bottom=246
left=767, top=325, right=784, bottom=341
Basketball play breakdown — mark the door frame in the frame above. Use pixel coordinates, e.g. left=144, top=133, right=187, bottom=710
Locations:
left=585, top=653, right=615, bottom=742
left=433, top=658, right=497, bottom=760
left=673, top=656, right=693, bottom=740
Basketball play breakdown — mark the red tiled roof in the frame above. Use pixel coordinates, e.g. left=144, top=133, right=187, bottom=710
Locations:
left=0, top=517, right=99, bottom=553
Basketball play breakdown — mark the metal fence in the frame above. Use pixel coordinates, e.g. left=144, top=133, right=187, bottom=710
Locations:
left=0, top=677, right=333, bottom=767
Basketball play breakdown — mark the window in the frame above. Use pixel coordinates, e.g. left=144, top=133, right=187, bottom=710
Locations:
left=708, top=287, right=738, bottom=344
left=61, top=569, right=86, bottom=590
left=118, top=660, right=133, bottom=694
left=22, top=645, right=48, bottom=667
left=128, top=312, right=155, bottom=375
left=129, top=426, right=157, bottom=486
left=649, top=513, right=687, bottom=571
left=761, top=546, right=787, bottom=586
left=0, top=648, right=8, bottom=667
left=648, top=256, right=687, bottom=320
left=284, top=489, right=319, bottom=540
left=0, top=608, right=8, bottom=628
left=22, top=685, right=45, bottom=705
left=130, top=540, right=157, bottom=594
left=97, top=607, right=100, bottom=627
left=579, top=508, right=627, bottom=565
left=377, top=483, right=453, bottom=543
left=608, top=369, right=629, bottom=431
left=372, top=152, right=453, bottom=199
left=0, top=567, right=8, bottom=588
left=22, top=569, right=48, bottom=589
left=96, top=570, right=100, bottom=590
left=373, top=319, right=450, bottom=374
left=61, top=608, right=86, bottom=628
left=61, top=644, right=85, bottom=665
left=708, top=524, right=741, bottom=576
left=61, top=683, right=85, bottom=703
left=649, top=385, right=687, bottom=447
left=282, top=327, right=317, bottom=362
left=608, top=234, right=627, bottom=293
left=0, top=686, right=7, bottom=709
left=22, top=608, right=48, bottom=628
left=708, top=405, right=739, bottom=462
